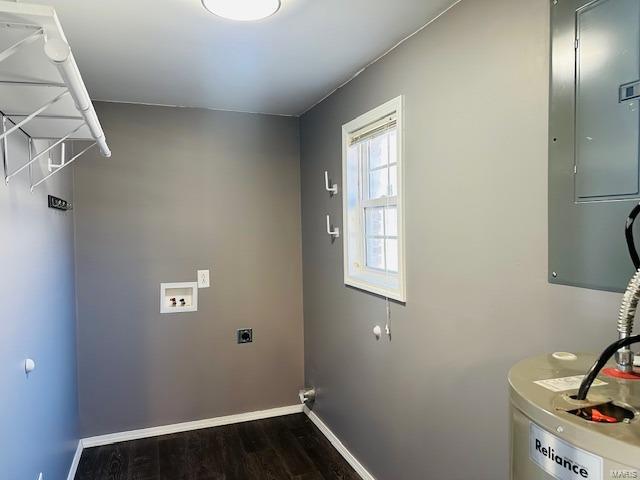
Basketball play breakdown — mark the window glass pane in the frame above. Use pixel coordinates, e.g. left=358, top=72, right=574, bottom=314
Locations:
left=385, top=207, right=398, bottom=237
left=389, top=130, right=397, bottom=165
left=369, top=134, right=388, bottom=170
left=389, top=164, right=398, bottom=197
left=347, top=144, right=360, bottom=209
left=365, top=207, right=384, bottom=237
left=366, top=238, right=385, bottom=270
left=347, top=144, right=362, bottom=268
left=386, top=239, right=399, bottom=273
left=369, top=168, right=389, bottom=199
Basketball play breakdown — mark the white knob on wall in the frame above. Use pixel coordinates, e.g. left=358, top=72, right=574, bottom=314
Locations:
left=373, top=325, right=382, bottom=339
left=25, top=358, right=36, bottom=374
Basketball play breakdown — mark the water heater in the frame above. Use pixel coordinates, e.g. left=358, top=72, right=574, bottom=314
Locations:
left=510, top=353, right=640, bottom=479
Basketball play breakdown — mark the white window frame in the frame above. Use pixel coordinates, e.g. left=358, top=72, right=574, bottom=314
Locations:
left=342, top=96, right=406, bottom=302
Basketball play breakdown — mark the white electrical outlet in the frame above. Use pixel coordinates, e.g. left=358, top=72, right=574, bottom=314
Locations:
left=197, top=269, right=210, bottom=288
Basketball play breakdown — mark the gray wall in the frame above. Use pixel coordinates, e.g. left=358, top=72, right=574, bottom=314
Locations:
left=74, top=102, right=304, bottom=437
left=300, top=0, right=622, bottom=478
left=0, top=134, right=79, bottom=478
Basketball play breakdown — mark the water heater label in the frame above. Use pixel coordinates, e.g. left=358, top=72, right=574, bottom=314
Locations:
left=530, top=423, right=602, bottom=480
left=534, top=375, right=607, bottom=392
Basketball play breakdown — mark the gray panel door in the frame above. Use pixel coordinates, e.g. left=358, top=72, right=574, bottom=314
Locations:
left=549, top=0, right=640, bottom=292
left=575, top=0, right=640, bottom=200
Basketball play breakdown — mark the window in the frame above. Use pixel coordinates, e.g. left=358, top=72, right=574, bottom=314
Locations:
left=342, top=96, right=405, bottom=301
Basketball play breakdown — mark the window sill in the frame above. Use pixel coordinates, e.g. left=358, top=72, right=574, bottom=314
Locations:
left=344, top=275, right=406, bottom=302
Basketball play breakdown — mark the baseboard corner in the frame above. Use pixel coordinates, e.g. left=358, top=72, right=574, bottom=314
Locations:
left=66, top=439, right=83, bottom=480
left=303, top=406, right=376, bottom=480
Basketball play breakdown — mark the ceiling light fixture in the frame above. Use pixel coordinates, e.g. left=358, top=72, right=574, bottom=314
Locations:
left=202, top=0, right=281, bottom=21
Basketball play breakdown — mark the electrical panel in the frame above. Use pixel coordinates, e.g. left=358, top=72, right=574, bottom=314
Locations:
left=549, top=0, right=640, bottom=291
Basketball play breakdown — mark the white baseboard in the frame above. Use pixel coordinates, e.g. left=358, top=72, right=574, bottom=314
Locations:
left=81, top=404, right=304, bottom=448
left=303, top=406, right=376, bottom=480
left=66, top=440, right=83, bottom=480
left=69, top=404, right=372, bottom=480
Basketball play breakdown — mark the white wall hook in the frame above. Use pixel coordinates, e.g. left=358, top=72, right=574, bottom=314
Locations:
left=326, top=214, right=340, bottom=238
left=24, top=358, right=36, bottom=374
left=324, top=171, right=338, bottom=196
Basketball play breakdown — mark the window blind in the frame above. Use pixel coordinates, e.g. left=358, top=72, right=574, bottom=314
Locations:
left=348, top=113, right=397, bottom=146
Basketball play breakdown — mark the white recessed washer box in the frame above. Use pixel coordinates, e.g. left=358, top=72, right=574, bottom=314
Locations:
left=160, top=282, right=198, bottom=314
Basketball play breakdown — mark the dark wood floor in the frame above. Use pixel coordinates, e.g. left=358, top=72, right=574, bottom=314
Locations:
left=75, top=413, right=361, bottom=480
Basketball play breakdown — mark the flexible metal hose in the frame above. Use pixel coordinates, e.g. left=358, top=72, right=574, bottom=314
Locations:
left=618, top=269, right=640, bottom=338
left=616, top=269, right=640, bottom=371
left=617, top=205, right=640, bottom=371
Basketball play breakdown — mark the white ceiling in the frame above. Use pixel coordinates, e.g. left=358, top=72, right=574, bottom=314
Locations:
left=32, top=0, right=458, bottom=116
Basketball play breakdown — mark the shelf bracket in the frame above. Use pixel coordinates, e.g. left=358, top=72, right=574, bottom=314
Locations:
left=5, top=122, right=85, bottom=183
left=31, top=142, right=96, bottom=192
left=49, top=141, right=64, bottom=171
